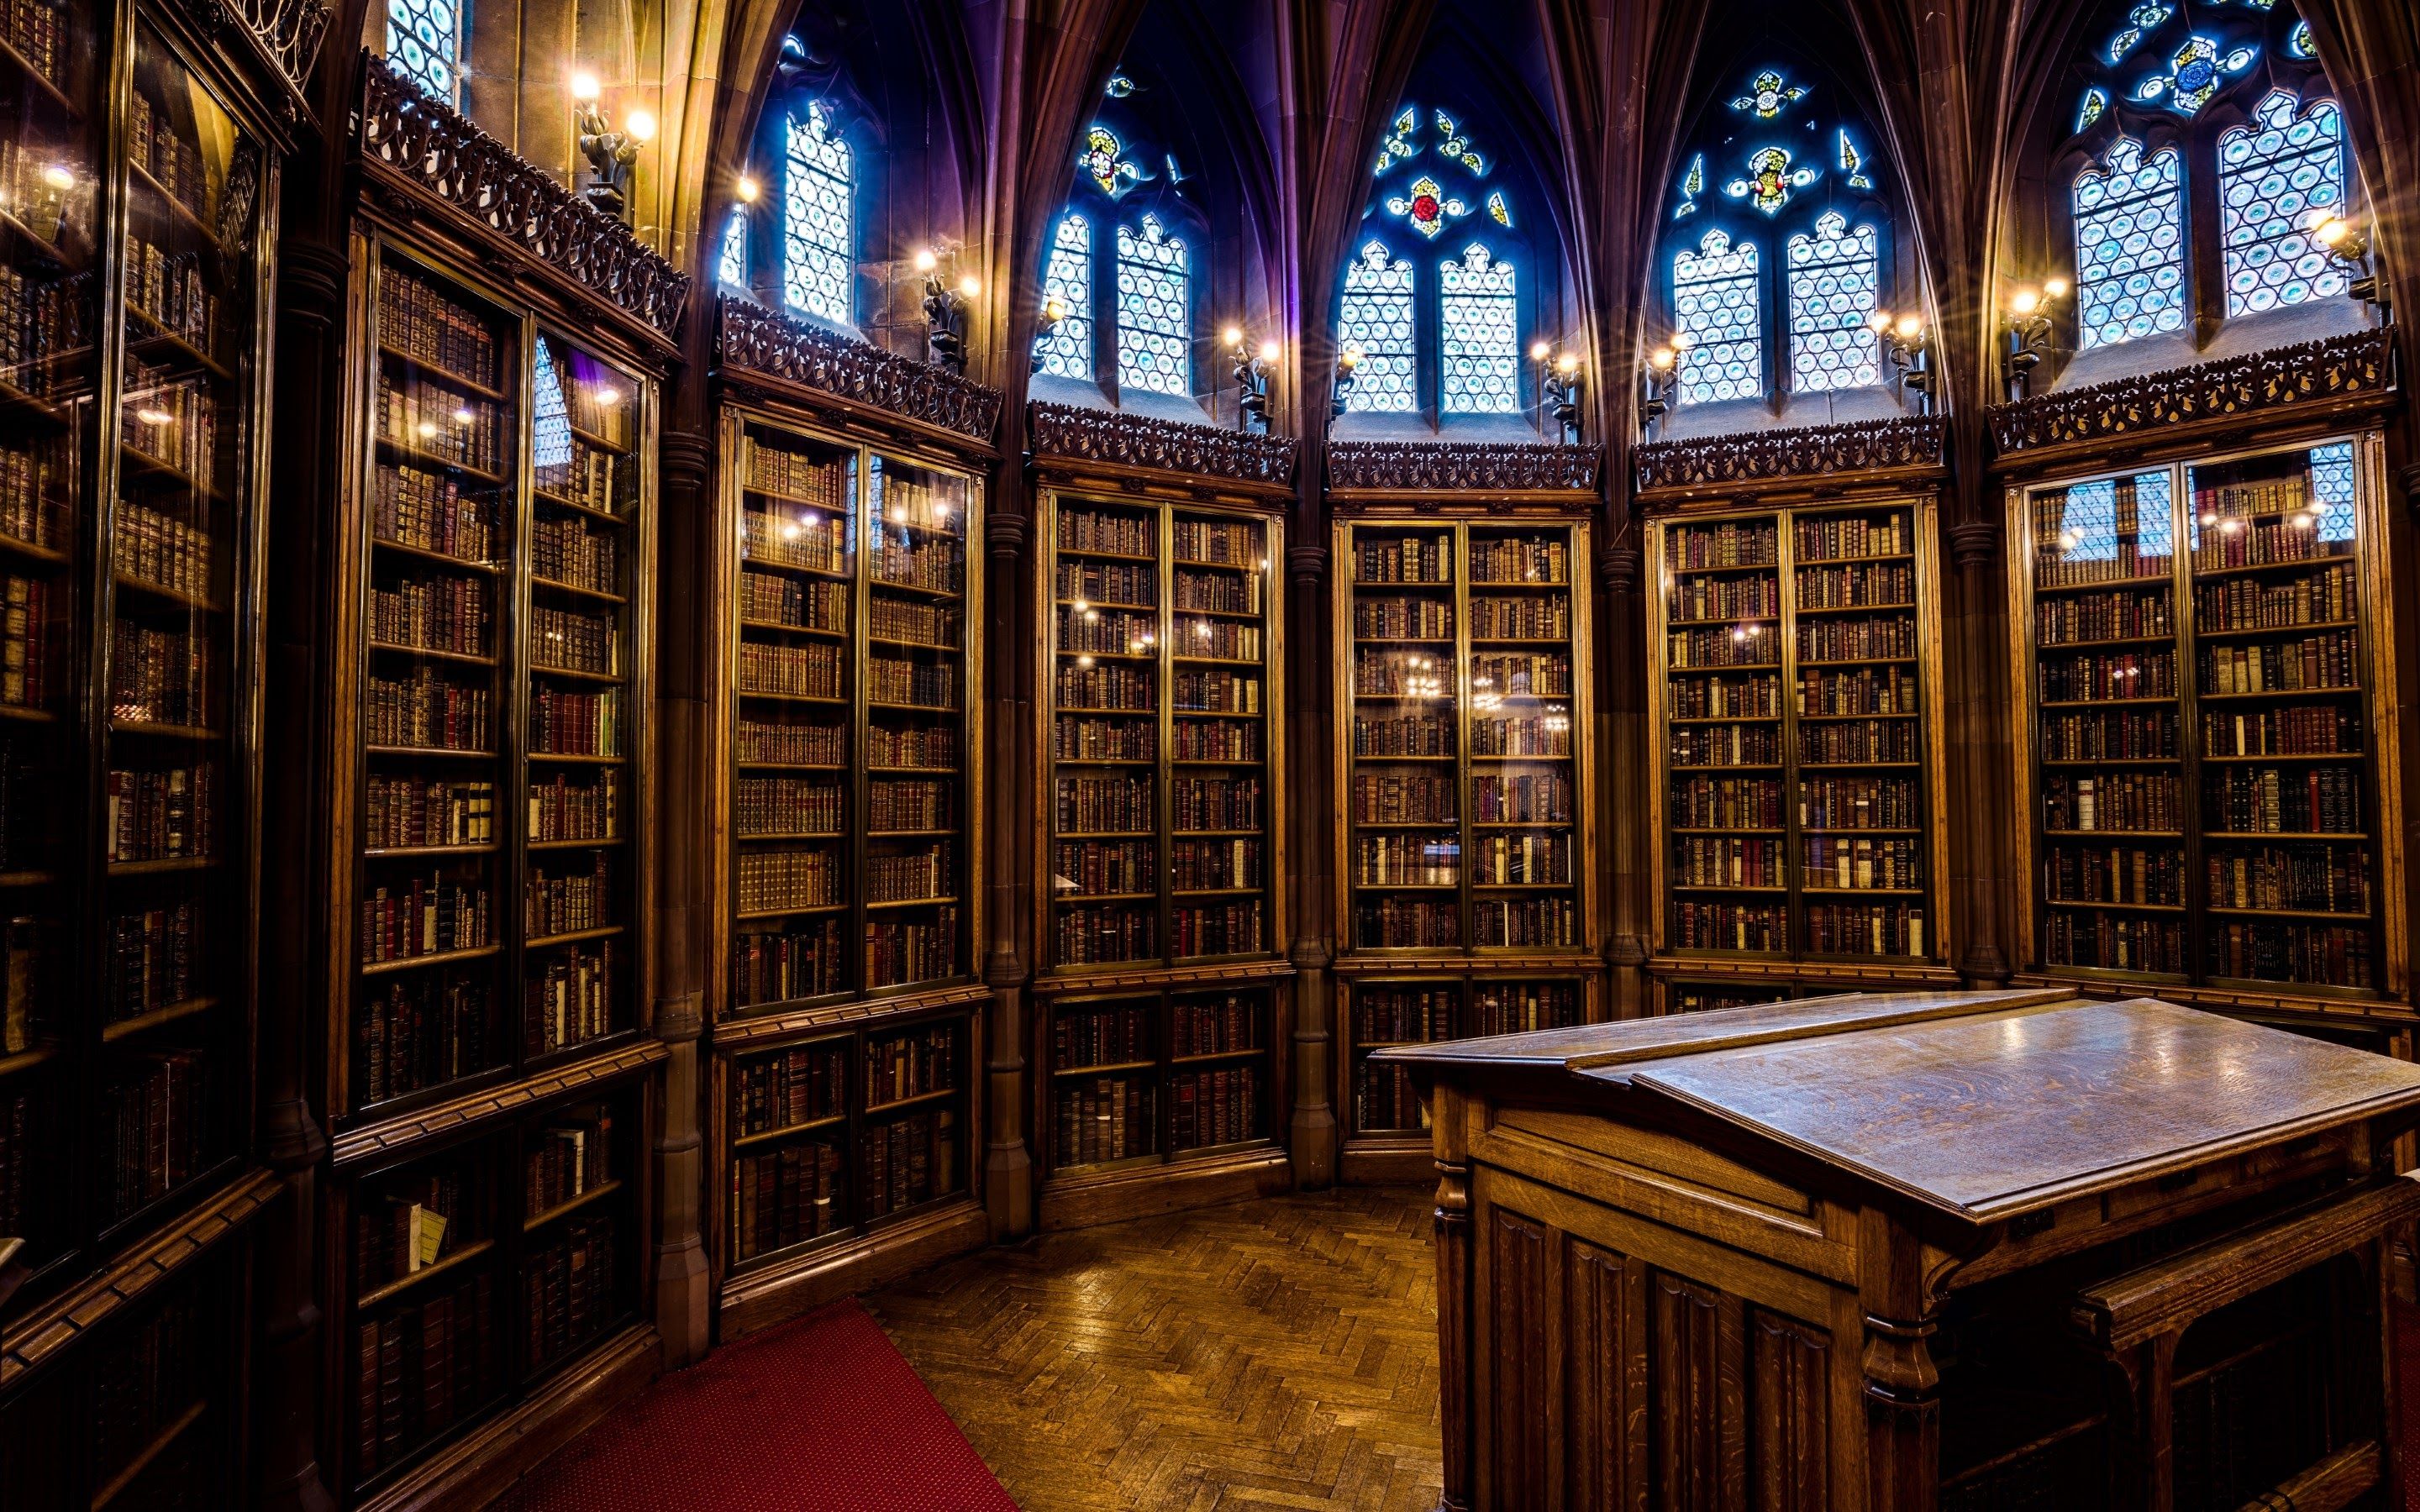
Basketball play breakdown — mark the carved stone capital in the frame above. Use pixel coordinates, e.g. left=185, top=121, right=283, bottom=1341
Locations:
left=1286, top=543, right=1327, bottom=588
left=658, top=432, right=713, bottom=500
left=986, top=512, right=1029, bottom=562
left=1288, top=935, right=1332, bottom=972
left=1603, top=932, right=1648, bottom=969
left=260, top=1095, right=329, bottom=1173
left=1946, top=520, right=2002, bottom=572
left=654, top=990, right=704, bottom=1044
left=1597, top=544, right=1641, bottom=595
left=720, top=296, right=1002, bottom=441
left=984, top=945, right=1028, bottom=989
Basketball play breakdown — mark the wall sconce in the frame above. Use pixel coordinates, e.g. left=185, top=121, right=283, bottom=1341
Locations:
left=1868, top=310, right=1933, bottom=415
left=1032, top=294, right=1069, bottom=375
left=571, top=73, right=652, bottom=222
left=1331, top=345, right=1363, bottom=425
left=1999, top=277, right=2070, bottom=402
left=2311, top=214, right=2388, bottom=313
left=1530, top=340, right=1583, bottom=444
left=1226, top=326, right=1278, bottom=433
left=1638, top=334, right=1690, bottom=438
left=914, top=245, right=980, bottom=375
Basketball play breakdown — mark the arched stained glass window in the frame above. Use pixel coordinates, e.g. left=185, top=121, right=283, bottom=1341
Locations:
left=1035, top=214, right=1095, bottom=381
left=1439, top=244, right=1518, bottom=414
left=1115, top=215, right=1192, bottom=397
left=783, top=101, right=854, bottom=324
left=1339, top=241, right=1417, bottom=412
left=1673, top=228, right=1762, bottom=404
left=386, top=0, right=465, bottom=104
left=1785, top=212, right=1881, bottom=392
left=718, top=209, right=749, bottom=289
left=2218, top=89, right=2348, bottom=315
left=2072, top=136, right=2186, bottom=349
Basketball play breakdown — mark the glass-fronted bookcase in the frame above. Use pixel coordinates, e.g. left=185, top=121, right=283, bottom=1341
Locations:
left=1032, top=485, right=1291, bottom=1225
left=2007, top=434, right=2404, bottom=1005
left=705, top=402, right=985, bottom=1302
left=1329, top=516, right=1599, bottom=1175
left=1642, top=498, right=1954, bottom=1003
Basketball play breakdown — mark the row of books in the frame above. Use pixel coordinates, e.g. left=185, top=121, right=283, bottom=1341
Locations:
left=1173, top=570, right=1260, bottom=614
left=746, top=444, right=847, bottom=508
left=104, top=761, right=213, bottom=863
left=0, top=436, right=66, bottom=550
left=1670, top=522, right=1776, bottom=570
left=376, top=464, right=496, bottom=564
left=1357, top=986, right=1455, bottom=1044
left=2044, top=774, right=2179, bottom=833
left=870, top=779, right=952, bottom=832
left=1168, top=903, right=1264, bottom=957
left=1352, top=651, right=1453, bottom=696
left=2042, top=707, right=2176, bottom=761
left=2048, top=845, right=2184, bottom=906
left=1055, top=717, right=1154, bottom=762
left=1665, top=627, right=1776, bottom=669
left=869, top=596, right=958, bottom=647
left=0, top=267, right=87, bottom=391
left=1804, top=836, right=1923, bottom=890
left=867, top=654, right=956, bottom=709
left=1805, top=903, right=1926, bottom=957
left=868, top=538, right=962, bottom=596
left=1055, top=1076, right=1155, bottom=1165
left=863, top=1106, right=959, bottom=1220
left=124, top=235, right=218, bottom=355
left=869, top=727, right=955, bottom=768
left=1351, top=772, right=1456, bottom=824
left=1177, top=617, right=1260, bottom=661
left=1055, top=561, right=1154, bottom=605
left=360, top=872, right=490, bottom=963
left=2204, top=705, right=2360, bottom=756
left=1055, top=775, right=1154, bottom=833
left=359, top=973, right=490, bottom=1107
left=529, top=685, right=621, bottom=755
left=1798, top=720, right=1919, bottom=764
left=1798, top=667, right=1918, bottom=716
left=1671, top=774, right=1782, bottom=828
left=730, top=919, right=844, bottom=1008
left=1170, top=1066, right=1259, bottom=1151
left=1355, top=1063, right=1424, bottom=1132
left=2205, top=922, right=2373, bottom=986
left=1170, top=775, right=1260, bottom=831
left=2207, top=765, right=2365, bottom=834
left=378, top=378, right=503, bottom=475
left=1351, top=535, right=1452, bottom=584
left=104, top=1049, right=208, bottom=1221
left=1351, top=716, right=1454, bottom=757
left=866, top=1023, right=956, bottom=1106
left=1170, top=518, right=1259, bottom=566
left=1670, top=725, right=1779, bottom=768
left=1801, top=775, right=1921, bottom=830
left=367, top=774, right=494, bottom=849
left=1795, top=513, right=1908, bottom=561
left=736, top=717, right=844, bottom=767
left=1470, top=832, right=1570, bottom=885
left=354, top=1272, right=498, bottom=1481
left=354, top=1170, right=475, bottom=1293
left=0, top=0, right=62, bottom=82
left=1169, top=837, right=1259, bottom=890
left=1673, top=837, right=1781, bottom=888
left=2045, top=911, right=2182, bottom=972
left=739, top=569, right=846, bottom=632
left=1055, top=663, right=1153, bottom=711
left=1172, top=992, right=1260, bottom=1057
left=1471, top=653, right=1570, bottom=696
left=2036, top=588, right=2173, bottom=645
left=0, top=1082, right=42, bottom=1242
left=1669, top=575, right=1778, bottom=622
left=371, top=573, right=488, bottom=657
left=525, top=853, right=612, bottom=937
left=529, top=605, right=618, bottom=676
left=1057, top=512, right=1154, bottom=557
left=118, top=497, right=217, bottom=606
left=735, top=1042, right=847, bottom=1135
left=1055, top=1003, right=1153, bottom=1068
left=1053, top=905, right=1156, bottom=963
left=741, top=511, right=847, bottom=575
left=1670, top=674, right=1781, bottom=718
left=2197, top=633, right=2359, bottom=695
left=368, top=667, right=491, bottom=752
left=529, top=770, right=618, bottom=843
left=866, top=843, right=952, bottom=904
left=129, top=89, right=208, bottom=221
left=1470, top=983, right=1581, bottom=1033
left=523, top=1215, right=618, bottom=1373
left=2194, top=564, right=2354, bottom=631
left=1470, top=538, right=1568, bottom=584
left=1795, top=561, right=1913, bottom=607
left=867, top=470, right=958, bottom=530
left=1467, top=597, right=1570, bottom=639
left=532, top=438, right=625, bottom=517
left=110, top=618, right=213, bottom=728
left=1352, top=834, right=1459, bottom=885
left=105, top=900, right=199, bottom=1020
left=2207, top=845, right=2371, bottom=913
left=865, top=910, right=957, bottom=986
left=737, top=848, right=840, bottom=913
left=735, top=776, right=842, bottom=837
left=1352, top=598, right=1455, bottom=639
left=1053, top=838, right=1154, bottom=897
left=381, top=268, right=504, bottom=389
left=526, top=1105, right=613, bottom=1215
left=524, top=941, right=617, bottom=1054
left=1171, top=671, right=1259, bottom=714
left=1796, top=616, right=1918, bottom=661
left=1354, top=899, right=1457, bottom=948
left=739, top=639, right=843, bottom=700
left=731, top=1137, right=844, bottom=1260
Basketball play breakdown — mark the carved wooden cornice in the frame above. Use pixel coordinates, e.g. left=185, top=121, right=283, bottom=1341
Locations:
left=1, top=1170, right=280, bottom=1391
left=1026, top=402, right=1299, bottom=496
left=708, top=983, right=992, bottom=1048
left=354, top=54, right=689, bottom=347
left=1987, top=328, right=2394, bottom=470
left=1326, top=440, right=1601, bottom=502
left=192, top=0, right=329, bottom=126
left=718, top=297, right=1003, bottom=449
left=330, top=1040, right=671, bottom=1166
left=1634, top=416, right=1946, bottom=503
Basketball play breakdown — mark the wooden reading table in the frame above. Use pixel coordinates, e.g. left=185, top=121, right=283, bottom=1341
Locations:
left=1377, top=989, right=2420, bottom=1511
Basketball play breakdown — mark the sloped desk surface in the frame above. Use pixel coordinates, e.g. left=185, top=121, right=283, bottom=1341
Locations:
left=1379, top=989, right=2420, bottom=1221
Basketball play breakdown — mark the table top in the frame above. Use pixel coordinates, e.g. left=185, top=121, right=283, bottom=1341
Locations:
left=1380, top=990, right=2420, bottom=1221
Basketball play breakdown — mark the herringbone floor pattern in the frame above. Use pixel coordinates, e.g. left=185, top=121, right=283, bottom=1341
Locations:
left=866, top=1186, right=1444, bottom=1511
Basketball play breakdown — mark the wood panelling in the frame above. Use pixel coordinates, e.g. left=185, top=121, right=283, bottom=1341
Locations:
left=1749, top=1312, right=1831, bottom=1512
left=1563, top=1242, right=1649, bottom=1512
left=1652, top=1273, right=1748, bottom=1511
left=1488, top=1210, right=1553, bottom=1508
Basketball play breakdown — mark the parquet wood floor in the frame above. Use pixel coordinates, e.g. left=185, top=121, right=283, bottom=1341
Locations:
left=865, top=1186, right=1444, bottom=1512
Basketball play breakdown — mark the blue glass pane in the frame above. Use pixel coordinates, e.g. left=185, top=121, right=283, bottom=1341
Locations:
left=1035, top=216, right=1094, bottom=381
left=1785, top=212, right=1880, bottom=392
left=2218, top=92, right=2349, bottom=316
left=718, top=208, right=748, bottom=288
left=783, top=102, right=854, bottom=324
left=1439, top=244, right=1518, bottom=414
left=2073, top=138, right=2187, bottom=349
left=1115, top=216, right=1192, bottom=398
left=1339, top=240, right=1416, bottom=412
left=386, top=0, right=464, bottom=103
left=2310, top=441, right=2357, bottom=543
left=1673, top=229, right=1761, bottom=404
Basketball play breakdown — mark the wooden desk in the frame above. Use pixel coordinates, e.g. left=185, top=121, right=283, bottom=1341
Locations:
left=1379, top=990, right=2420, bottom=1511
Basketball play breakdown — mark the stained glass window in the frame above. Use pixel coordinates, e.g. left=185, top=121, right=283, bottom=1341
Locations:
left=718, top=209, right=748, bottom=288
left=1786, top=212, right=1881, bottom=391
left=1115, top=215, right=1191, bottom=398
left=1339, top=241, right=1416, bottom=412
left=386, top=0, right=465, bottom=104
left=2131, top=33, right=2258, bottom=116
left=1673, top=228, right=1762, bottom=404
left=2218, top=90, right=2348, bottom=316
left=1439, top=244, right=1518, bottom=414
left=2310, top=439, right=2357, bottom=543
left=2073, top=137, right=2187, bottom=349
left=783, top=101, right=854, bottom=324
left=1035, top=214, right=1094, bottom=381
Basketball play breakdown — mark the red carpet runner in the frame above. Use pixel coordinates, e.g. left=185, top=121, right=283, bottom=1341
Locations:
left=500, top=1299, right=1019, bottom=1512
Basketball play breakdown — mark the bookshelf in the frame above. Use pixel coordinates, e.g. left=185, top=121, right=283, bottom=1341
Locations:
left=722, top=1007, right=973, bottom=1273
left=2010, top=435, right=2403, bottom=1004
left=1326, top=516, right=1596, bottom=1173
left=0, top=2, right=275, bottom=1329
left=716, top=410, right=980, bottom=1014
left=335, top=239, right=657, bottom=1129
left=1038, top=491, right=1284, bottom=975
left=334, top=1079, right=643, bottom=1500
left=1644, top=501, right=1952, bottom=980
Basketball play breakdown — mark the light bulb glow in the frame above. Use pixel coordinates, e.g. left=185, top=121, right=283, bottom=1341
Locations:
left=1076, top=654, right=1095, bottom=669
left=1555, top=353, right=1578, bottom=375
left=1649, top=347, right=1676, bottom=370
left=1257, top=339, right=1280, bottom=365
left=1866, top=310, right=1893, bottom=334
left=1895, top=314, right=1923, bottom=341
left=1043, top=296, right=1067, bottom=323
left=1221, top=325, right=1243, bottom=348
left=2009, top=287, right=2041, bottom=317
left=624, top=108, right=658, bottom=143
left=135, top=407, right=173, bottom=426
left=735, top=176, right=760, bottom=203
left=40, top=165, right=72, bottom=191
left=570, top=71, right=602, bottom=102
left=1670, top=332, right=1695, bottom=350
left=2044, top=277, right=2070, bottom=300
left=956, top=274, right=982, bottom=299
left=592, top=386, right=622, bottom=407
left=1528, top=340, right=1551, bottom=362
left=452, top=407, right=475, bottom=424
left=416, top=420, right=437, bottom=437
left=913, top=248, right=939, bottom=273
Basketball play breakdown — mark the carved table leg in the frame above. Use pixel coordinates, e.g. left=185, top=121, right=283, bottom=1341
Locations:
left=1863, top=1310, right=1942, bottom=1512
left=1434, top=1086, right=1475, bottom=1512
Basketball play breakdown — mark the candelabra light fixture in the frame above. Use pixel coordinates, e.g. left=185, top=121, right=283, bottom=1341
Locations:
left=571, top=72, right=654, bottom=222
left=1867, top=309, right=1933, bottom=414
left=1530, top=340, right=1583, bottom=444
left=1999, top=276, right=2070, bottom=401
left=1637, top=333, right=1690, bottom=438
left=1226, top=326, right=1279, bottom=433
left=1331, top=345, right=1363, bottom=424
left=914, top=244, right=982, bottom=375
left=2311, top=213, right=2388, bottom=313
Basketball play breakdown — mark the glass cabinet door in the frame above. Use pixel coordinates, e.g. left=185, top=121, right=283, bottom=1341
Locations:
left=0, top=0, right=102, bottom=1285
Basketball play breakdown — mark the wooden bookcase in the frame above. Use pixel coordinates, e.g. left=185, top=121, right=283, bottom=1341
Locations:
left=704, top=398, right=988, bottom=1325
left=1329, top=517, right=1598, bottom=1178
left=1642, top=499, right=1956, bottom=1003
left=330, top=1074, right=646, bottom=1502
left=2007, top=433, right=2407, bottom=1009
left=318, top=227, right=666, bottom=1503
left=1030, top=486, right=1290, bottom=1226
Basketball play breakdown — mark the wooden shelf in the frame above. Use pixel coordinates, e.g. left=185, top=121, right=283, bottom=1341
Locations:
left=355, top=1236, right=497, bottom=1310
left=523, top=1178, right=625, bottom=1232
left=99, top=995, right=219, bottom=1043
left=360, top=943, right=502, bottom=976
